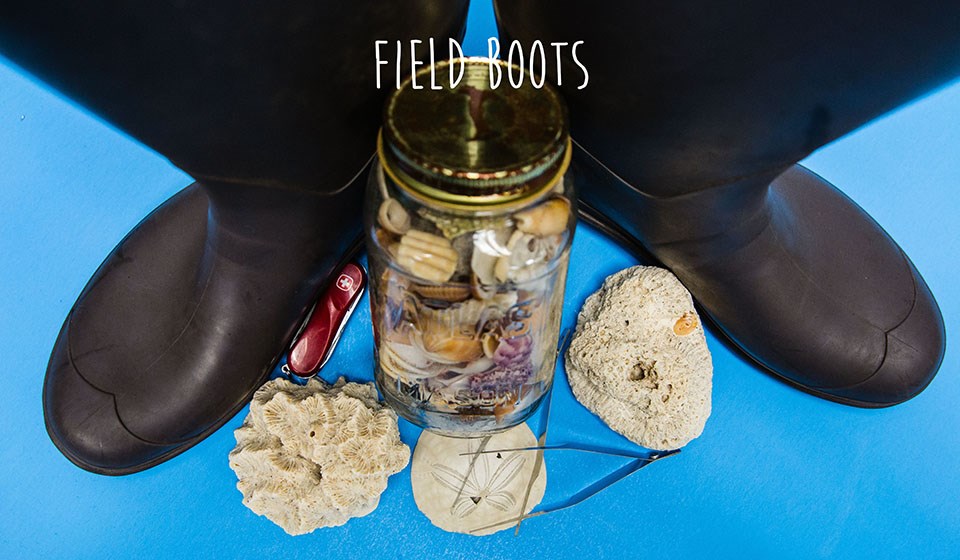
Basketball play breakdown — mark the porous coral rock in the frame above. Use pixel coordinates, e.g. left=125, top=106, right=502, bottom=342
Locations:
left=565, top=266, right=713, bottom=450
left=229, top=377, right=409, bottom=535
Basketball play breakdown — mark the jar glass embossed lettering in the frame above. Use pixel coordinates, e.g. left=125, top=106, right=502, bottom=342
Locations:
left=365, top=59, right=575, bottom=436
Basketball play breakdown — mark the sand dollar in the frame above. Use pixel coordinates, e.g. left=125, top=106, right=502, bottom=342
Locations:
left=411, top=423, right=547, bottom=536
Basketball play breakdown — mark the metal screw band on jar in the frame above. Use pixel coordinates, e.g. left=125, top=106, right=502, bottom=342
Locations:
left=379, top=57, right=570, bottom=211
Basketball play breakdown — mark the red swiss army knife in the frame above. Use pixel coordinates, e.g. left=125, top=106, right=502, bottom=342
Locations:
left=282, top=262, right=366, bottom=382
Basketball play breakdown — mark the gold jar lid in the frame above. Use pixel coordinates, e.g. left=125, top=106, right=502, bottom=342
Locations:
left=380, top=58, right=569, bottom=209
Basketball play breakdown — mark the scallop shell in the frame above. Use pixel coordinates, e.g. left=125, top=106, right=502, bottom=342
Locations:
left=412, top=283, right=471, bottom=303
left=514, top=197, right=570, bottom=237
left=378, top=199, right=411, bottom=235
left=421, top=330, right=484, bottom=363
left=411, top=294, right=523, bottom=365
left=417, top=304, right=484, bottom=364
left=397, top=230, right=458, bottom=283
left=379, top=339, right=442, bottom=381
left=420, top=295, right=518, bottom=334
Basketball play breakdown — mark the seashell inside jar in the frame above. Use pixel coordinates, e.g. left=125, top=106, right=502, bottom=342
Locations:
left=364, top=58, right=575, bottom=436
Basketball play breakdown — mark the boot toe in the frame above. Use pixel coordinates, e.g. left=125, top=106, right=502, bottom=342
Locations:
left=825, top=268, right=946, bottom=407
left=42, top=179, right=364, bottom=474
left=42, top=184, right=210, bottom=474
left=44, top=317, right=186, bottom=475
left=578, top=156, right=947, bottom=407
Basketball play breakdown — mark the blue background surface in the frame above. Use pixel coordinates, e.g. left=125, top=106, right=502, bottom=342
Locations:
left=1, top=2, right=958, bottom=558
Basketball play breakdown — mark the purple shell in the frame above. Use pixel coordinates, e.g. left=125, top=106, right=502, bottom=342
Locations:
left=468, top=336, right=534, bottom=394
left=492, top=335, right=533, bottom=366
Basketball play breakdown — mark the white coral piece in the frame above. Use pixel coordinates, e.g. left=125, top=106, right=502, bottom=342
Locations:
left=565, top=266, right=713, bottom=450
left=229, top=377, right=409, bottom=535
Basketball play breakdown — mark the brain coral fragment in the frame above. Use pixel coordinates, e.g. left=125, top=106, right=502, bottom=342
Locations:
left=229, top=377, right=409, bottom=535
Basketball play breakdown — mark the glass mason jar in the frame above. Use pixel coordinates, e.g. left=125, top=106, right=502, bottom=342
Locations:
left=365, top=58, right=575, bottom=436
